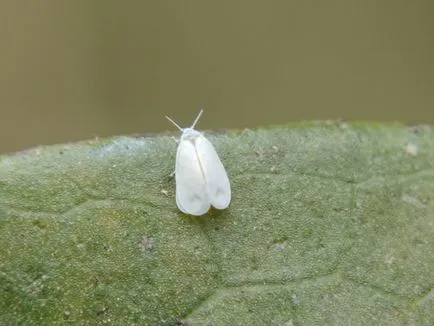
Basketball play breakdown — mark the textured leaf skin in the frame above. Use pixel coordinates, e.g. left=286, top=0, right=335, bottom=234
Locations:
left=0, top=123, right=433, bottom=325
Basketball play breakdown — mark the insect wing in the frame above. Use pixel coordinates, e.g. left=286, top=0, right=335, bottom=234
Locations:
left=175, top=138, right=210, bottom=216
left=196, top=135, right=231, bottom=209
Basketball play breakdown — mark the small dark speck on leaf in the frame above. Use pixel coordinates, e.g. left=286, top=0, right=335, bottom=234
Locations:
left=408, top=124, right=431, bottom=134
left=174, top=318, right=186, bottom=325
left=89, top=274, right=101, bottom=287
left=96, top=306, right=108, bottom=316
left=254, top=149, right=263, bottom=158
left=32, top=220, right=45, bottom=230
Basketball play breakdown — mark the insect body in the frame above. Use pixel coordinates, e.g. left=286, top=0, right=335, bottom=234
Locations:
left=166, top=110, right=231, bottom=216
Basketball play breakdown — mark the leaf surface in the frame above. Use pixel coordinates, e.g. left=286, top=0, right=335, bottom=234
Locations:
left=0, top=123, right=433, bottom=325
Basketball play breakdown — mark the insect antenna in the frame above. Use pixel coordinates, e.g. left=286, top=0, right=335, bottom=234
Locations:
left=191, top=109, right=204, bottom=128
left=165, top=116, right=183, bottom=131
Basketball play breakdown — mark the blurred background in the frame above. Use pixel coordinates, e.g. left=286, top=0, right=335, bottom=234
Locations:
left=1, top=0, right=433, bottom=153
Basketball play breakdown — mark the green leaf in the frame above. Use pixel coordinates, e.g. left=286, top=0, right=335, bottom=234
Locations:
left=0, top=123, right=433, bottom=325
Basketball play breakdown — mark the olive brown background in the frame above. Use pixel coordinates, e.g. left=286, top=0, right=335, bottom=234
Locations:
left=1, top=0, right=433, bottom=153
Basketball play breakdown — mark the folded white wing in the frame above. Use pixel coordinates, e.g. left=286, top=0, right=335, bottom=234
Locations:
left=175, top=138, right=210, bottom=216
left=195, top=135, right=231, bottom=210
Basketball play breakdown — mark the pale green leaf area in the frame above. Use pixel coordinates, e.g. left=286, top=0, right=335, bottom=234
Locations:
left=0, top=123, right=433, bottom=325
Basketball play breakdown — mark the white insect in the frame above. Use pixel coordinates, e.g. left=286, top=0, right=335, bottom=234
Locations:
left=166, top=110, right=231, bottom=216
